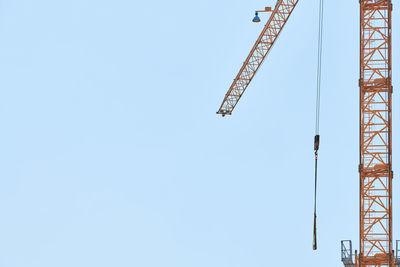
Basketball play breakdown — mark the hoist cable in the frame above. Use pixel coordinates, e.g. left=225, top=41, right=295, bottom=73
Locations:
left=315, top=0, right=324, bottom=135
left=313, top=0, right=324, bottom=251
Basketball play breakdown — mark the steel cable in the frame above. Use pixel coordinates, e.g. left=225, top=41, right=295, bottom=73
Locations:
left=313, top=0, right=324, bottom=251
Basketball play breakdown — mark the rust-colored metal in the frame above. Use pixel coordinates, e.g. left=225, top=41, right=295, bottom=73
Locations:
left=357, top=1, right=393, bottom=266
left=216, top=0, right=298, bottom=116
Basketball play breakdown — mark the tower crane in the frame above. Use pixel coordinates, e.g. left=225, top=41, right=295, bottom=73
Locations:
left=216, top=0, right=397, bottom=266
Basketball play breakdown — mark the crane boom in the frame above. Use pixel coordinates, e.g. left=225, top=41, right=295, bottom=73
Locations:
left=217, top=0, right=299, bottom=116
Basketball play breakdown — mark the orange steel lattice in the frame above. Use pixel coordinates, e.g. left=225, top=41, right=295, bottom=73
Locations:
left=358, top=0, right=393, bottom=266
left=216, top=0, right=298, bottom=116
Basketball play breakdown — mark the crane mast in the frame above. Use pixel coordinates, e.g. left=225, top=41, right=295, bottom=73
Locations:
left=342, top=1, right=396, bottom=266
left=359, top=0, right=393, bottom=266
left=217, top=0, right=298, bottom=116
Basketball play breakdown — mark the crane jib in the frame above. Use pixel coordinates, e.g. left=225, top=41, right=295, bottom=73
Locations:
left=216, top=0, right=299, bottom=116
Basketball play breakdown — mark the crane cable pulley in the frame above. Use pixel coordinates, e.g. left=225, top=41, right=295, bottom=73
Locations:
left=313, top=0, right=324, bottom=251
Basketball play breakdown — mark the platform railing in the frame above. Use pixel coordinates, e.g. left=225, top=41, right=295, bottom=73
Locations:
left=341, top=240, right=355, bottom=267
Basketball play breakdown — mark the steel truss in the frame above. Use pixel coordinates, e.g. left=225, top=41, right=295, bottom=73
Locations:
left=217, top=0, right=298, bottom=116
left=359, top=0, right=393, bottom=266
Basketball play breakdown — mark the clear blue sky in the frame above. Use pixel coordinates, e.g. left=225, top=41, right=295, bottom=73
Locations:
left=0, top=0, right=398, bottom=266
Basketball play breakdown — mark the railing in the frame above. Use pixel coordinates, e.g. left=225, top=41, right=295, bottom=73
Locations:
left=342, top=240, right=353, bottom=261
left=341, top=240, right=355, bottom=266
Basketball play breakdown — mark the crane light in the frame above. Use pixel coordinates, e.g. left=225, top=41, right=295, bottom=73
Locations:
left=252, top=12, right=261, bottom=23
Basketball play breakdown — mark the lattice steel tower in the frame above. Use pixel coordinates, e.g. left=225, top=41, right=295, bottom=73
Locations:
left=342, top=1, right=398, bottom=266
